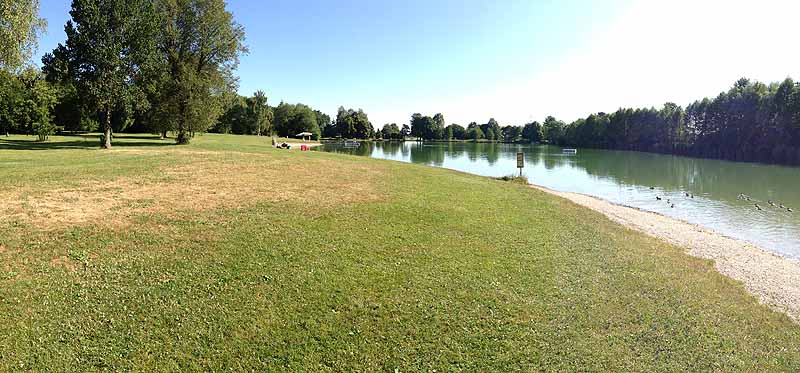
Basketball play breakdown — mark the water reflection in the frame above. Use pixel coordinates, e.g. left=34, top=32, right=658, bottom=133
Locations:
left=321, top=141, right=800, bottom=258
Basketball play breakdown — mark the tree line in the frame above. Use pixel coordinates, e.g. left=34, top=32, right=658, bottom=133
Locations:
left=544, top=78, right=800, bottom=165
left=379, top=113, right=544, bottom=143
left=0, top=0, right=249, bottom=147
left=2, top=1, right=799, bottom=165
left=0, top=0, right=380, bottom=145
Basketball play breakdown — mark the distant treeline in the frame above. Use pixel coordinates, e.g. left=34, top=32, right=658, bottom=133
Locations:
left=381, top=77, right=800, bottom=166
left=552, top=78, right=800, bottom=165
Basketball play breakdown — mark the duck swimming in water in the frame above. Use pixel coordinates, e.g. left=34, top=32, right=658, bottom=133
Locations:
left=671, top=204, right=675, bottom=208
left=656, top=196, right=662, bottom=201
left=769, top=200, right=776, bottom=207
left=755, top=204, right=762, bottom=211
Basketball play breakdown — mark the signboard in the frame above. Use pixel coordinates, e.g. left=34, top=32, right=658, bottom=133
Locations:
left=516, top=152, right=524, bottom=168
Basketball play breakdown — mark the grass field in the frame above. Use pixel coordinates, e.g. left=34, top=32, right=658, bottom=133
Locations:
left=1, top=133, right=799, bottom=370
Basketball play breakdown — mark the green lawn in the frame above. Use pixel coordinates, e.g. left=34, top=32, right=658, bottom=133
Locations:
left=1, top=133, right=799, bottom=371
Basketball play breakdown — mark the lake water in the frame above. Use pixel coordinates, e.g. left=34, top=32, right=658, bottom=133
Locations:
left=320, top=141, right=800, bottom=259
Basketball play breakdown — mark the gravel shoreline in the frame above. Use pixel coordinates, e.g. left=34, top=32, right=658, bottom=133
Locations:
left=531, top=184, right=800, bottom=322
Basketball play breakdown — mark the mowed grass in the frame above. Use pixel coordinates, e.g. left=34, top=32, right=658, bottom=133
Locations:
left=0, top=133, right=799, bottom=371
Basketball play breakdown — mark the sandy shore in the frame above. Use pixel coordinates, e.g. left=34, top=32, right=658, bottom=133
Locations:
left=531, top=184, right=800, bottom=322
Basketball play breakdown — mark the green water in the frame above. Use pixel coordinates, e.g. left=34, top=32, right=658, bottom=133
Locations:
left=321, top=141, right=800, bottom=258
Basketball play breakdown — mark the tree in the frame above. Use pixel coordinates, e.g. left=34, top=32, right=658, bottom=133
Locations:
left=500, top=125, right=520, bottom=143
left=335, top=107, right=356, bottom=138
left=0, top=0, right=46, bottom=71
left=401, top=124, right=411, bottom=138
left=273, top=102, right=321, bottom=140
left=446, top=123, right=466, bottom=140
left=543, top=116, right=564, bottom=145
left=431, top=113, right=445, bottom=140
left=155, top=0, right=247, bottom=144
left=466, top=122, right=484, bottom=140
left=352, top=109, right=373, bottom=139
left=49, top=0, right=158, bottom=148
left=250, top=90, right=270, bottom=135
left=410, top=113, right=424, bottom=139
left=334, top=107, right=372, bottom=139
left=0, top=68, right=57, bottom=137
left=481, top=118, right=501, bottom=141
left=315, top=110, right=333, bottom=138
left=521, top=122, right=542, bottom=143
left=381, top=123, right=401, bottom=140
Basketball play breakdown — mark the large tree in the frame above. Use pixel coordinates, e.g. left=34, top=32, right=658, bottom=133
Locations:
left=273, top=102, right=321, bottom=140
left=0, top=0, right=46, bottom=71
left=335, top=107, right=372, bottom=139
left=250, top=90, right=270, bottom=136
left=155, top=0, right=247, bottom=144
left=521, top=121, right=542, bottom=143
left=48, top=0, right=157, bottom=148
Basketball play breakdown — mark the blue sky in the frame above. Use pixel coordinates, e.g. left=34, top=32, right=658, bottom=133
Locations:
left=36, top=0, right=800, bottom=126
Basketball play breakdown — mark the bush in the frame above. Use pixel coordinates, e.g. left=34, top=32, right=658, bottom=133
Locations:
left=495, top=175, right=529, bottom=184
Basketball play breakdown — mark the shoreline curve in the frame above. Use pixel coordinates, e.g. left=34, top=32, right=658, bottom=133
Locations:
left=530, top=183, right=800, bottom=322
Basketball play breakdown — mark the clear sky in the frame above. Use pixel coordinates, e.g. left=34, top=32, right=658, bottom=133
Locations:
left=36, top=0, right=800, bottom=126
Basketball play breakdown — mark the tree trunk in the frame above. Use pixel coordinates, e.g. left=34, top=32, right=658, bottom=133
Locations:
left=102, top=108, right=112, bottom=149
left=160, top=130, right=168, bottom=139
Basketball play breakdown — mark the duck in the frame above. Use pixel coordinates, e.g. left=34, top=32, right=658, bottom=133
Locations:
left=656, top=196, right=662, bottom=201
left=690, top=194, right=694, bottom=199
left=769, top=200, right=776, bottom=207
left=789, top=208, right=794, bottom=213
left=755, top=204, right=762, bottom=211
left=671, top=204, right=675, bottom=208
left=649, top=186, right=655, bottom=190
left=685, top=192, right=690, bottom=197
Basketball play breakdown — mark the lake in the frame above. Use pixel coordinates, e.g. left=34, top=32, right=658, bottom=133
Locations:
left=320, top=141, right=800, bottom=259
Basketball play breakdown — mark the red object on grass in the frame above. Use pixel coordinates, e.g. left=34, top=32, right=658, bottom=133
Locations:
left=300, top=144, right=308, bottom=151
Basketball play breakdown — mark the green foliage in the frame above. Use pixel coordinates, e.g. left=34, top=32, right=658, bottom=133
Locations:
left=410, top=113, right=445, bottom=140
left=502, top=125, right=522, bottom=143
left=466, top=122, right=484, bottom=140
left=521, top=121, right=543, bottom=143
left=333, top=107, right=373, bottom=139
left=0, top=0, right=46, bottom=71
left=315, top=110, right=333, bottom=137
left=381, top=123, right=402, bottom=140
left=480, top=118, right=501, bottom=141
left=154, top=0, right=247, bottom=144
left=215, top=91, right=272, bottom=135
left=446, top=123, right=466, bottom=140
left=49, top=0, right=159, bottom=148
left=554, top=77, right=800, bottom=165
left=495, top=174, right=529, bottom=184
left=273, top=102, right=321, bottom=140
left=0, top=68, right=57, bottom=138
left=543, top=116, right=565, bottom=145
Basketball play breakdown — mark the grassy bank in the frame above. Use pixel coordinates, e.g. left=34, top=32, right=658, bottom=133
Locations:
left=1, top=133, right=799, bottom=370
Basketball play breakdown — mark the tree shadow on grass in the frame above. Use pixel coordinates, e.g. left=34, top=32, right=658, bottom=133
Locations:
left=0, top=134, right=173, bottom=150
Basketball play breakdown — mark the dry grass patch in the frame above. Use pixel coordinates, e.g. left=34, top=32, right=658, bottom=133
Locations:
left=0, top=151, right=386, bottom=230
